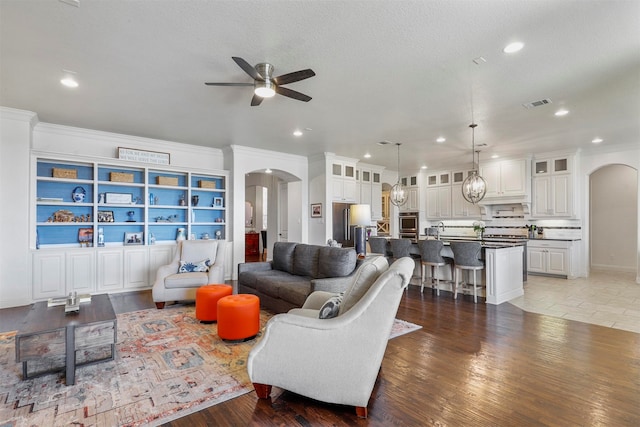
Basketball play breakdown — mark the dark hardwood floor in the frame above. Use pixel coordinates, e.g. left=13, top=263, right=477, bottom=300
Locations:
left=2, top=285, right=639, bottom=426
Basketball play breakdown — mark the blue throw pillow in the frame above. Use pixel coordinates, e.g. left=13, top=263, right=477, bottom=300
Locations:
left=178, top=258, right=211, bottom=273
left=319, top=293, right=343, bottom=319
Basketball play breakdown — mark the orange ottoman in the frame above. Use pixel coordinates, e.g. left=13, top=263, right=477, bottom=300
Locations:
left=195, top=284, right=233, bottom=323
left=217, top=294, right=260, bottom=341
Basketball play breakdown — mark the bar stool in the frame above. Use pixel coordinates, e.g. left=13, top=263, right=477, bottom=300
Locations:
left=418, top=240, right=454, bottom=295
left=450, top=242, right=484, bottom=303
left=389, top=238, right=412, bottom=262
left=368, top=237, right=389, bottom=257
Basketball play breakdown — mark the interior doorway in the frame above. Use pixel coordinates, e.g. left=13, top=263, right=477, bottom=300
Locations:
left=589, top=164, right=638, bottom=272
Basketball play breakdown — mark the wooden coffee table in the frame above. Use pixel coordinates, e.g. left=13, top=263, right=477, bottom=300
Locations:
left=15, top=294, right=117, bottom=385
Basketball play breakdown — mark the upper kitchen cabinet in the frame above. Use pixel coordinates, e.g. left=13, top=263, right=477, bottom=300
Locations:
left=480, top=158, right=530, bottom=201
left=532, top=154, right=576, bottom=218
left=357, top=164, right=384, bottom=220
left=399, top=171, right=422, bottom=212
left=331, top=158, right=357, bottom=202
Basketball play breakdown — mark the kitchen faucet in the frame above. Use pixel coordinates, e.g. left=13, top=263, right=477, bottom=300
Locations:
left=437, top=221, right=445, bottom=240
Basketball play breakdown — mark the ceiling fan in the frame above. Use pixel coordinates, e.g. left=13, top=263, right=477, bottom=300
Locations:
left=205, top=57, right=316, bottom=106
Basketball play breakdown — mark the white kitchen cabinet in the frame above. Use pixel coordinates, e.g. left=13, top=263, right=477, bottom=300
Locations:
left=426, top=171, right=451, bottom=187
left=532, top=154, right=574, bottom=218
left=451, top=184, right=482, bottom=218
left=356, top=165, right=384, bottom=219
left=332, top=160, right=357, bottom=202
left=527, top=240, right=576, bottom=278
left=425, top=186, right=451, bottom=219
left=481, top=159, right=528, bottom=199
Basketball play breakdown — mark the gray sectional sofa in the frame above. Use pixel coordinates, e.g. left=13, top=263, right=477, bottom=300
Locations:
left=237, top=242, right=359, bottom=313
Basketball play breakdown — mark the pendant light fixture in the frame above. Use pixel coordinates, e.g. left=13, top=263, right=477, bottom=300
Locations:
left=390, top=142, right=407, bottom=207
left=461, top=123, right=487, bottom=204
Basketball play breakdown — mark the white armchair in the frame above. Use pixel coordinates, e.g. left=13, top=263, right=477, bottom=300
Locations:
left=152, top=240, right=226, bottom=309
left=247, top=257, right=413, bottom=418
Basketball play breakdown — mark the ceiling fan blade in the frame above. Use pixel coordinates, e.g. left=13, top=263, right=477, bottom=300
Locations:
left=275, top=86, right=312, bottom=102
left=251, top=94, right=264, bottom=106
left=232, top=56, right=263, bottom=81
left=273, top=69, right=316, bottom=86
left=205, top=82, right=253, bottom=86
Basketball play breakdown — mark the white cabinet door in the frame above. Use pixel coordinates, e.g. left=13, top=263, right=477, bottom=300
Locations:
left=371, top=183, right=382, bottom=220
left=426, top=187, right=439, bottom=218
left=343, top=180, right=357, bottom=202
left=533, top=177, right=552, bottom=216
left=97, top=249, right=124, bottom=291
left=437, top=186, right=451, bottom=217
left=527, top=247, right=546, bottom=274
left=33, top=251, right=66, bottom=299
left=552, top=174, right=572, bottom=216
left=451, top=184, right=481, bottom=218
left=149, top=245, right=175, bottom=285
left=501, top=159, right=527, bottom=196
left=360, top=181, right=372, bottom=206
left=66, top=250, right=95, bottom=294
left=547, top=248, right=568, bottom=276
left=124, top=247, right=149, bottom=289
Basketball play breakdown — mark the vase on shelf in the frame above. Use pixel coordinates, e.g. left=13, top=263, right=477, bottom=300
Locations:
left=176, top=228, right=186, bottom=242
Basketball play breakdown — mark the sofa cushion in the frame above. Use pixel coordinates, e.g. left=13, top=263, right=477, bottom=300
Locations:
left=339, top=256, right=389, bottom=315
left=164, top=272, right=209, bottom=288
left=319, top=293, right=343, bottom=319
left=317, top=247, right=357, bottom=278
left=256, top=273, right=312, bottom=307
left=272, top=242, right=297, bottom=273
left=292, top=244, right=321, bottom=277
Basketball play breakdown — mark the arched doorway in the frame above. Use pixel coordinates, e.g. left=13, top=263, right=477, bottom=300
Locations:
left=589, top=164, right=638, bottom=273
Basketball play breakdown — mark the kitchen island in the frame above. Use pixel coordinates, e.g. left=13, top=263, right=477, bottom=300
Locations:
left=390, top=237, right=525, bottom=305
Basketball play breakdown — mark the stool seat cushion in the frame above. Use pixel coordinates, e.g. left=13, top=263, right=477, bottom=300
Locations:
left=217, top=294, right=261, bottom=340
left=195, top=284, right=233, bottom=322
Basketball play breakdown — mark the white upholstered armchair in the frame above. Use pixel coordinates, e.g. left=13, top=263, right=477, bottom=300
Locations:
left=152, top=240, right=226, bottom=309
left=247, top=256, right=413, bottom=418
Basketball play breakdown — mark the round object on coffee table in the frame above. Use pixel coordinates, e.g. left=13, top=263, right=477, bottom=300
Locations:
left=217, top=294, right=260, bottom=341
left=195, top=284, right=233, bottom=323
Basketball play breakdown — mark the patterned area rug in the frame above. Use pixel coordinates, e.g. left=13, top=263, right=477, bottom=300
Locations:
left=0, top=306, right=420, bottom=427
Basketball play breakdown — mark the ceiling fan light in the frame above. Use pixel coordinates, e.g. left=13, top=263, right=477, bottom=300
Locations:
left=254, top=80, right=276, bottom=98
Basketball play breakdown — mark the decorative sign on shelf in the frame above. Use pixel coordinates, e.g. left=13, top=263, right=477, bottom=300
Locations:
left=118, top=147, right=170, bottom=165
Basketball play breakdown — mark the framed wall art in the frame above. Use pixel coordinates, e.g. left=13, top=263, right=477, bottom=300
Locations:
left=78, top=228, right=93, bottom=247
left=311, top=203, right=322, bottom=218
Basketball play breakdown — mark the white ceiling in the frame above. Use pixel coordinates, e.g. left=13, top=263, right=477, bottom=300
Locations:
left=1, top=0, right=639, bottom=173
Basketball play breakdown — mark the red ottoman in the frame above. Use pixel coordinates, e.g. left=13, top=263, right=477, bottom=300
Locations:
left=217, top=294, right=260, bottom=341
left=195, top=284, right=233, bottom=322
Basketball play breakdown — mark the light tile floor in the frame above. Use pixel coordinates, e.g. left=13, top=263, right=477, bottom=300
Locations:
left=508, top=270, right=640, bottom=334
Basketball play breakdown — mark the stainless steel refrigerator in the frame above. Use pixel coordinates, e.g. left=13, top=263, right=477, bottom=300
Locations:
left=332, top=202, right=356, bottom=247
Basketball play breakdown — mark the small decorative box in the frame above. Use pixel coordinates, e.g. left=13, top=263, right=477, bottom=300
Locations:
left=52, top=168, right=77, bottom=179
left=110, top=172, right=134, bottom=182
left=198, top=180, right=216, bottom=189
left=157, top=176, right=179, bottom=186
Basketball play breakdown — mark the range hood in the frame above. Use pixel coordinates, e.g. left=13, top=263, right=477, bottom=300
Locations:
left=478, top=202, right=531, bottom=218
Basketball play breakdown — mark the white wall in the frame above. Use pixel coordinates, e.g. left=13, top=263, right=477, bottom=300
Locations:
left=579, top=143, right=640, bottom=282
left=590, top=165, right=638, bottom=271
left=0, top=108, right=37, bottom=308
left=225, top=145, right=308, bottom=280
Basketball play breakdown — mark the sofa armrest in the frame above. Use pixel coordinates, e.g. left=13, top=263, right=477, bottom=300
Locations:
left=238, top=261, right=273, bottom=275
left=310, top=275, right=355, bottom=293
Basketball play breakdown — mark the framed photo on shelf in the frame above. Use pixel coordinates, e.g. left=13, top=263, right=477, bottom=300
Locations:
left=105, top=192, right=133, bottom=204
left=78, top=228, right=93, bottom=247
left=97, top=210, right=114, bottom=222
left=124, top=231, right=144, bottom=246
left=311, top=203, right=322, bottom=218
left=213, top=197, right=224, bottom=208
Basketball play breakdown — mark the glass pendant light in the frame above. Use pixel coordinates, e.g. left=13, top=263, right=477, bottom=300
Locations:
left=390, top=143, right=407, bottom=206
left=462, top=123, right=487, bottom=204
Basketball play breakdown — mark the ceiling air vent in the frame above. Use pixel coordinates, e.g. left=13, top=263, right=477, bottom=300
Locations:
left=522, top=98, right=552, bottom=109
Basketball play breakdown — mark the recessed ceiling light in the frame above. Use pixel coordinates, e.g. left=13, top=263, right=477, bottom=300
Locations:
left=592, top=138, right=603, bottom=144
left=421, top=165, right=428, bottom=169
left=60, top=69, right=79, bottom=88
left=364, top=153, right=371, bottom=158
left=293, top=130, right=303, bottom=137
left=503, top=42, right=524, bottom=54
left=491, top=154, right=499, bottom=159
left=554, top=109, right=569, bottom=117
left=265, top=168, right=272, bottom=174
left=436, top=137, right=446, bottom=143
